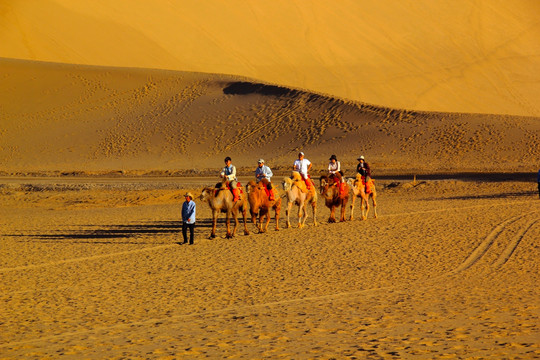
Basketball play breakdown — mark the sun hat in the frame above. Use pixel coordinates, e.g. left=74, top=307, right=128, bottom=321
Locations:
left=299, top=152, right=304, bottom=156
left=184, top=192, right=194, bottom=199
left=357, top=155, right=365, bottom=160
left=258, top=159, right=264, bottom=163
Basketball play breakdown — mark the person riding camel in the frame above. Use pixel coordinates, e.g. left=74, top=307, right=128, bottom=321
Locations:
left=328, top=154, right=345, bottom=193
left=293, top=152, right=313, bottom=190
left=220, top=156, right=241, bottom=201
left=255, top=159, right=275, bottom=201
left=356, top=155, right=372, bottom=193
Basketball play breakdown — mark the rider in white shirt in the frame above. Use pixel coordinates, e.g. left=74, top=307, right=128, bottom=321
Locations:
left=292, top=152, right=313, bottom=189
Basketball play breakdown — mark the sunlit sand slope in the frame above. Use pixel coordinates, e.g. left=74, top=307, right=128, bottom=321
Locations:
left=1, top=59, right=538, bottom=173
left=1, top=0, right=539, bottom=116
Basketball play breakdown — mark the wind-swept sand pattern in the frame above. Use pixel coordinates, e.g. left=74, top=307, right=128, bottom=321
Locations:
left=1, top=59, right=538, bottom=173
left=0, top=180, right=538, bottom=358
left=2, top=0, right=539, bottom=116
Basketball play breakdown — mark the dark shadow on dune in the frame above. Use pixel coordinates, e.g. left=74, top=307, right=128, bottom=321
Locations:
left=424, top=191, right=536, bottom=201
left=6, top=218, right=246, bottom=243
left=223, top=81, right=302, bottom=97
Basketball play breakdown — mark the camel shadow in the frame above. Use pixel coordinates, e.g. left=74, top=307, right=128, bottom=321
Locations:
left=6, top=219, right=237, bottom=244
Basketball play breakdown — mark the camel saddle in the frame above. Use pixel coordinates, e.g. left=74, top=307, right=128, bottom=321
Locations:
left=362, top=178, right=374, bottom=194
left=215, top=181, right=244, bottom=198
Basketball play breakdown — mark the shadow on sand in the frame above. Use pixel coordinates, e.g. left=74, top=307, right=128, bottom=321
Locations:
left=6, top=219, right=235, bottom=243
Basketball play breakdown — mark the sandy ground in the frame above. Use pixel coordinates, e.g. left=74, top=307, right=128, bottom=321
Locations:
left=1, top=177, right=538, bottom=359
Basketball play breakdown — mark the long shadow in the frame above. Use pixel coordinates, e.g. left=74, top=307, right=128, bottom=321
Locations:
left=423, top=190, right=536, bottom=201
left=5, top=218, right=245, bottom=243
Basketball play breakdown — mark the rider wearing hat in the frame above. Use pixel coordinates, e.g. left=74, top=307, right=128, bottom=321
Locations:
left=356, top=155, right=372, bottom=192
left=293, top=152, right=313, bottom=189
left=328, top=154, right=345, bottom=191
left=255, top=159, right=275, bottom=201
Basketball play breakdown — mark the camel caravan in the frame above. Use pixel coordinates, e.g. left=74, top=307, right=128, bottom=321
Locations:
left=198, top=153, right=377, bottom=239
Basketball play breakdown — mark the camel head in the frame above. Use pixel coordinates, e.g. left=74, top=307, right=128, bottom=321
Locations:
left=282, top=177, right=294, bottom=191
left=200, top=187, right=214, bottom=201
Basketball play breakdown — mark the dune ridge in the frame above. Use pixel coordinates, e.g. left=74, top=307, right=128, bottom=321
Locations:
left=1, top=58, right=538, bottom=174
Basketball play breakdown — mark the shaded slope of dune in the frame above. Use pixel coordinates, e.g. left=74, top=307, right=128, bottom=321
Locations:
left=1, top=59, right=538, bottom=174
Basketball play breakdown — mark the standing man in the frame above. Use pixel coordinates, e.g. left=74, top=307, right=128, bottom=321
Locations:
left=221, top=156, right=240, bottom=201
left=255, top=158, right=275, bottom=201
left=293, top=152, right=313, bottom=189
left=181, top=192, right=196, bottom=245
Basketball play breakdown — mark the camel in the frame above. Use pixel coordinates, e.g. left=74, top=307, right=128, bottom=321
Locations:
left=246, top=180, right=282, bottom=233
left=320, top=174, right=349, bottom=222
left=281, top=171, right=318, bottom=228
left=347, top=174, right=378, bottom=220
left=200, top=181, right=250, bottom=238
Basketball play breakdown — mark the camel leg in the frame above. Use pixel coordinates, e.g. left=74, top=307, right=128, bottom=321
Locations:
left=285, top=201, right=293, bottom=228
left=311, top=200, right=318, bottom=226
left=225, top=211, right=233, bottom=238
left=363, top=197, right=369, bottom=220
left=210, top=210, right=218, bottom=238
left=372, top=194, right=378, bottom=219
left=349, top=196, right=356, bottom=221
left=329, top=205, right=336, bottom=223
left=274, top=202, right=281, bottom=231
left=298, top=201, right=305, bottom=228
left=340, top=200, right=347, bottom=222
left=251, top=209, right=261, bottom=233
left=242, top=204, right=250, bottom=235
left=262, top=208, right=270, bottom=233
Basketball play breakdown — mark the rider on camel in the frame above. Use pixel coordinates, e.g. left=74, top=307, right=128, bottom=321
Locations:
left=221, top=156, right=240, bottom=201
left=328, top=154, right=345, bottom=192
left=356, top=155, right=372, bottom=193
left=293, top=152, right=313, bottom=190
left=255, top=158, right=275, bottom=201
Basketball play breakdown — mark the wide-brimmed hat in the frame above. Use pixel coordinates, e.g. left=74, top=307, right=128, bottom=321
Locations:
left=357, top=155, right=365, bottom=160
left=258, top=158, right=264, bottom=163
left=184, top=192, right=194, bottom=199
left=329, top=154, right=337, bottom=160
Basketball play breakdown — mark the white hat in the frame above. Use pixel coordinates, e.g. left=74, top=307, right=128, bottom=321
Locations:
left=357, top=155, right=365, bottom=160
left=184, top=192, right=194, bottom=199
left=299, top=152, right=304, bottom=156
left=258, top=159, right=264, bottom=163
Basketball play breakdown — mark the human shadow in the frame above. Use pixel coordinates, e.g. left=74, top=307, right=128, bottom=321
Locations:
left=6, top=218, right=232, bottom=244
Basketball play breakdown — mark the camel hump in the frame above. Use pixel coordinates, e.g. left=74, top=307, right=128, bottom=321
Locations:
left=291, top=171, right=303, bottom=181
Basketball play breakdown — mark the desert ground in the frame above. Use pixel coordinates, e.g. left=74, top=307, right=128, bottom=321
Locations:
left=0, top=176, right=539, bottom=359
left=1, top=1, right=540, bottom=358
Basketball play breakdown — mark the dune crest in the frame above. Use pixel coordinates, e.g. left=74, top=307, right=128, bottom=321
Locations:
left=1, top=0, right=539, bottom=116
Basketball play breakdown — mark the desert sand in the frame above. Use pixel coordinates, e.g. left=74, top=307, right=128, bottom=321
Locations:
left=1, top=1, right=540, bottom=359
left=1, top=0, right=540, bottom=116
left=0, top=177, right=539, bottom=359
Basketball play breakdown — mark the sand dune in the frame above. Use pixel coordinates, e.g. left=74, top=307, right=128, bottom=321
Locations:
left=1, top=58, right=538, bottom=174
left=1, top=0, right=539, bottom=116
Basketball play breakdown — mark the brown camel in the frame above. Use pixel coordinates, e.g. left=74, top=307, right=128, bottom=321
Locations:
left=281, top=172, right=318, bottom=228
left=200, top=181, right=250, bottom=238
left=246, top=180, right=282, bottom=233
left=320, top=174, right=350, bottom=222
left=347, top=174, right=378, bottom=220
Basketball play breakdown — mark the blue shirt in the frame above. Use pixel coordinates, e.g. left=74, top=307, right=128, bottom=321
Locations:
left=255, top=165, right=273, bottom=182
left=182, top=200, right=196, bottom=224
